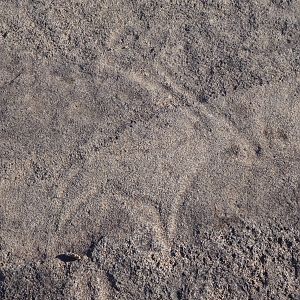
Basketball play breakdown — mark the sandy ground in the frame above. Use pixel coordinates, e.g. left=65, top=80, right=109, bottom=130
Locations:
left=0, top=0, right=300, bottom=299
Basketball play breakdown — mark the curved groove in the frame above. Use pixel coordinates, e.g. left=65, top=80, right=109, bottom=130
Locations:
left=98, top=56, right=256, bottom=152
left=167, top=170, right=199, bottom=241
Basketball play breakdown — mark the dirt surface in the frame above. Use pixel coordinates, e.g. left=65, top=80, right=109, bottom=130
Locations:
left=0, top=0, right=299, bottom=299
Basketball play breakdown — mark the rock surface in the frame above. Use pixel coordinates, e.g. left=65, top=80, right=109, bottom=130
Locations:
left=0, top=0, right=299, bottom=299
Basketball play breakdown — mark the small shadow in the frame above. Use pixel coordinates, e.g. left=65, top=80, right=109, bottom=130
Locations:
left=0, top=271, right=5, bottom=282
left=255, top=145, right=263, bottom=157
left=85, top=241, right=96, bottom=258
left=106, top=271, right=120, bottom=291
left=56, top=254, right=80, bottom=263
